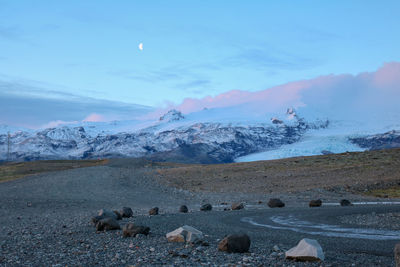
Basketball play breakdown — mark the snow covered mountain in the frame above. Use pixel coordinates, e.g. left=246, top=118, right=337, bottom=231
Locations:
left=0, top=108, right=331, bottom=163
left=1, top=106, right=399, bottom=163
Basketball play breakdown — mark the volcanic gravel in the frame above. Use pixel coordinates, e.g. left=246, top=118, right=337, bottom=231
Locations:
left=339, top=212, right=400, bottom=230
left=0, top=158, right=398, bottom=266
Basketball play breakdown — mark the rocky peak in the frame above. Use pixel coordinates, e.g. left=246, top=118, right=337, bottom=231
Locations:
left=286, top=107, right=298, bottom=120
left=159, top=109, right=185, bottom=122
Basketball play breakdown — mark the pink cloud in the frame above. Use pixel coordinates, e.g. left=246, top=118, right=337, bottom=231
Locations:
left=372, top=62, right=400, bottom=90
left=41, top=120, right=78, bottom=129
left=165, top=62, right=400, bottom=117
left=83, top=113, right=105, bottom=122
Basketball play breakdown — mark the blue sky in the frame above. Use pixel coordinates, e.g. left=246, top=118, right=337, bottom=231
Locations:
left=0, top=0, right=399, bottom=127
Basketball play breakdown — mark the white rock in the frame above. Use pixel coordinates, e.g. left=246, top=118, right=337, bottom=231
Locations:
left=285, top=238, right=324, bottom=261
left=166, top=225, right=203, bottom=243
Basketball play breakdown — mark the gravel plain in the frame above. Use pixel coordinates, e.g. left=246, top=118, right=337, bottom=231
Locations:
left=0, top=158, right=399, bottom=266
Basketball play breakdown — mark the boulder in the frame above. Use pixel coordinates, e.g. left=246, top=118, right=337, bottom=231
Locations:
left=309, top=199, right=322, bottom=207
left=98, top=209, right=118, bottom=220
left=96, top=218, right=120, bottom=231
left=166, top=225, right=203, bottom=243
left=285, top=238, right=325, bottom=261
left=340, top=199, right=353, bottom=206
left=123, top=223, right=150, bottom=237
left=113, top=210, right=122, bottom=220
left=200, top=203, right=212, bottom=211
left=120, top=207, right=133, bottom=218
left=231, top=203, right=244, bottom=210
left=394, top=243, right=400, bottom=267
left=218, top=234, right=251, bottom=253
left=179, top=205, right=189, bottom=213
left=149, top=207, right=159, bottom=215
left=268, top=198, right=285, bottom=208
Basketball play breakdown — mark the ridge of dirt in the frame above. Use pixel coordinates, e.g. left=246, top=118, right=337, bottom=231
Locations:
left=0, top=159, right=108, bottom=183
left=154, top=148, right=400, bottom=195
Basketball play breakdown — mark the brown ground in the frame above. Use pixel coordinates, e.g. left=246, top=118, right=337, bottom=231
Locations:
left=154, top=148, right=400, bottom=196
left=0, top=159, right=108, bottom=182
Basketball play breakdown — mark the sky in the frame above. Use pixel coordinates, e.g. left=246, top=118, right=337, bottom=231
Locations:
left=0, top=0, right=400, bottom=128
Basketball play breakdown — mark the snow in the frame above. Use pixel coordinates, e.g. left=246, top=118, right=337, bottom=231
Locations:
left=235, top=127, right=365, bottom=162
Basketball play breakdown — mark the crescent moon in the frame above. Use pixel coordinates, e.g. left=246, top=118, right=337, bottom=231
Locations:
left=138, top=43, right=143, bottom=51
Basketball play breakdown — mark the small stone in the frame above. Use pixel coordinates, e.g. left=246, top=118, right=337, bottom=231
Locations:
left=179, top=205, right=189, bottom=213
left=149, top=247, right=155, bottom=252
left=340, top=199, right=353, bottom=206
left=96, top=218, right=120, bottom=231
left=268, top=198, right=285, bottom=208
left=218, top=234, right=251, bottom=253
left=200, top=204, right=212, bottom=211
left=149, top=207, right=159, bottom=215
left=285, top=238, right=324, bottom=261
left=231, top=203, right=245, bottom=210
left=120, top=207, right=133, bottom=218
left=273, top=245, right=280, bottom=252
left=309, top=199, right=322, bottom=207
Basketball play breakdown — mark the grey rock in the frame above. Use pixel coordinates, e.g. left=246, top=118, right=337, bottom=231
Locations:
left=309, top=199, right=322, bottom=207
left=200, top=203, right=212, bottom=211
left=340, top=199, right=353, bottom=206
left=268, top=198, right=285, bottom=208
left=285, top=238, right=324, bottom=261
left=179, top=205, right=188, bottom=213
left=120, top=207, right=133, bottom=218
left=98, top=209, right=118, bottom=220
left=123, top=223, right=150, bottom=237
left=149, top=207, right=159, bottom=215
left=218, top=234, right=251, bottom=253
